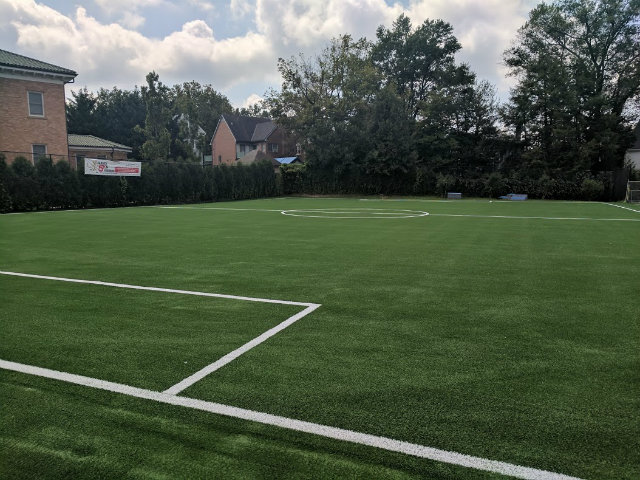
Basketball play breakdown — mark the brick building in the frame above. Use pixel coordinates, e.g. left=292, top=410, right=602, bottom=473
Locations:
left=211, top=114, right=299, bottom=166
left=68, top=134, right=132, bottom=169
left=0, top=49, right=77, bottom=164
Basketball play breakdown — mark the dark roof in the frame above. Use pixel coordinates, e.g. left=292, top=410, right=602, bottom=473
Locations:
left=68, top=134, right=132, bottom=151
left=0, top=49, right=76, bottom=77
left=252, top=121, right=277, bottom=142
left=222, top=114, right=276, bottom=143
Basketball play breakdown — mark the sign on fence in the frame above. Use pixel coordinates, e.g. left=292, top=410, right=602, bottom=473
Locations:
left=84, top=158, right=141, bottom=177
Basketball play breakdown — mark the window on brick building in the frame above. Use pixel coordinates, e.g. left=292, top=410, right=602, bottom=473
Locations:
left=32, top=144, right=47, bottom=164
left=269, top=143, right=278, bottom=153
left=28, top=91, right=44, bottom=116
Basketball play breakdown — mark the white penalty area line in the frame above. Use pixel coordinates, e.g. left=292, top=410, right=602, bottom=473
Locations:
left=0, top=359, right=583, bottom=480
left=163, top=303, right=320, bottom=395
left=0, top=271, right=320, bottom=395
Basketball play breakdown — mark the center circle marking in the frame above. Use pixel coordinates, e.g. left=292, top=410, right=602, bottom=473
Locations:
left=280, top=208, right=429, bottom=219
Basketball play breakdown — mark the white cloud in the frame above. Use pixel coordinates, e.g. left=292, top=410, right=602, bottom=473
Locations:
left=120, top=11, right=146, bottom=29
left=1, top=0, right=539, bottom=104
left=186, top=0, right=215, bottom=11
left=255, top=0, right=402, bottom=47
left=406, top=0, right=537, bottom=93
left=251, top=0, right=537, bottom=97
left=230, top=0, right=253, bottom=18
left=242, top=93, right=264, bottom=108
left=4, top=0, right=273, bottom=96
left=94, top=0, right=164, bottom=15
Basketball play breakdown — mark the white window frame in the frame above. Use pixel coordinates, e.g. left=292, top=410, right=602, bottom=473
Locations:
left=269, top=143, right=279, bottom=153
left=32, top=144, right=47, bottom=164
left=28, top=91, right=45, bottom=117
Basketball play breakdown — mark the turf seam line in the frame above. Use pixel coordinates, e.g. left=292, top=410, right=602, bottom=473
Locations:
left=163, top=303, right=321, bottom=395
left=0, top=359, right=583, bottom=480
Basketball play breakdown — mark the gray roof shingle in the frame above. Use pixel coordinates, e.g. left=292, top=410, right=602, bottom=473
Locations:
left=0, top=49, right=77, bottom=77
left=222, top=114, right=275, bottom=143
left=68, top=134, right=132, bottom=151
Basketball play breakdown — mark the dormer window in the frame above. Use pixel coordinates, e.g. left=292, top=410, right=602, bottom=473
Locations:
left=28, top=91, right=44, bottom=117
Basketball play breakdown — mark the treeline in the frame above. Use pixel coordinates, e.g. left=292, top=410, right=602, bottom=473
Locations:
left=66, top=77, right=249, bottom=161
left=0, top=155, right=278, bottom=213
left=267, top=0, right=639, bottom=196
left=59, top=0, right=639, bottom=203
left=279, top=163, right=617, bottom=201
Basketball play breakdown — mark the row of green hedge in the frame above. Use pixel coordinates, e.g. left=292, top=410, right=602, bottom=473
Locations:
left=279, top=164, right=617, bottom=201
left=0, top=156, right=279, bottom=213
left=0, top=155, right=621, bottom=214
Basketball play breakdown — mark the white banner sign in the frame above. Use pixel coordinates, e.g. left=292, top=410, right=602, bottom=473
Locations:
left=84, top=158, right=141, bottom=176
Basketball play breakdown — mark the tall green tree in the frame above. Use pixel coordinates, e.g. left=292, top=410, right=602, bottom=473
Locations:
left=67, top=86, right=146, bottom=158
left=66, top=88, right=98, bottom=135
left=173, top=81, right=232, bottom=157
left=504, top=0, right=640, bottom=172
left=267, top=35, right=380, bottom=187
left=372, top=14, right=468, bottom=119
left=138, top=72, right=172, bottom=161
left=94, top=87, right=146, bottom=158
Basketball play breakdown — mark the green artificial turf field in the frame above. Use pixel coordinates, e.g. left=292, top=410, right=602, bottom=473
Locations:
left=1, top=197, right=639, bottom=479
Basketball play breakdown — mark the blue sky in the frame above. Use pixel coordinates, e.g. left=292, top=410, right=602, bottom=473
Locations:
left=1, top=0, right=539, bottom=108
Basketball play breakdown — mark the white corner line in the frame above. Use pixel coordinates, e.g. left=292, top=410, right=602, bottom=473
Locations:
left=164, top=303, right=321, bottom=395
left=604, top=202, right=640, bottom=214
left=0, top=270, right=321, bottom=393
left=0, top=359, right=583, bottom=480
left=0, top=271, right=312, bottom=307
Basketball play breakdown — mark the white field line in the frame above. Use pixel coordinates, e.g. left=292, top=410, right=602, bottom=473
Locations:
left=164, top=303, right=320, bottom=395
left=604, top=202, right=640, bottom=213
left=152, top=205, right=639, bottom=222
left=0, top=359, right=582, bottom=480
left=0, top=271, right=321, bottom=392
left=359, top=198, right=455, bottom=203
left=429, top=213, right=640, bottom=222
left=156, top=206, right=284, bottom=212
left=0, top=271, right=312, bottom=307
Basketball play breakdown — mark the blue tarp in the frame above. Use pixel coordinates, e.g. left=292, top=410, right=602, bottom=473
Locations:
left=275, top=157, right=299, bottom=164
left=499, top=193, right=528, bottom=201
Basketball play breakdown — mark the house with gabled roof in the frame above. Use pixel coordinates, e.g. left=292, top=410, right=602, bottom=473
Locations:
left=210, top=113, right=298, bottom=166
left=68, top=134, right=132, bottom=168
left=0, top=49, right=77, bottom=164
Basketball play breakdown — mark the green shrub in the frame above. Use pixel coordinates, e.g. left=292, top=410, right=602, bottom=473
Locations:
left=483, top=173, right=507, bottom=198
left=580, top=178, right=604, bottom=200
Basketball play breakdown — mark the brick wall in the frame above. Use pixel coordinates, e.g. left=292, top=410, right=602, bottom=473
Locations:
left=68, top=149, right=130, bottom=169
left=211, top=118, right=237, bottom=165
left=0, top=77, right=69, bottom=164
